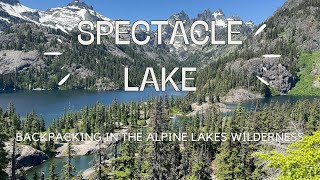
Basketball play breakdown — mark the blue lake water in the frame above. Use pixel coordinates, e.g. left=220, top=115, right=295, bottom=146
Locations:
left=0, top=87, right=317, bottom=180
left=0, top=86, right=185, bottom=126
left=25, top=154, right=95, bottom=179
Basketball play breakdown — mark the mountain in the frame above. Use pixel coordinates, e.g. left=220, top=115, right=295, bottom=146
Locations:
left=0, top=0, right=39, bottom=31
left=0, top=0, right=263, bottom=92
left=1, top=0, right=318, bottom=95
left=161, top=9, right=255, bottom=60
left=0, top=0, right=112, bottom=33
left=38, top=0, right=111, bottom=32
left=195, top=0, right=320, bottom=98
left=0, top=0, right=255, bottom=60
left=0, top=0, right=181, bottom=91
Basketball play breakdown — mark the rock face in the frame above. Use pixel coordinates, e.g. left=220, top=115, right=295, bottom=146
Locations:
left=227, top=57, right=297, bottom=94
left=0, top=0, right=31, bottom=31
left=67, top=0, right=93, bottom=10
left=55, top=129, right=127, bottom=157
left=222, top=88, right=263, bottom=103
left=67, top=63, right=95, bottom=78
left=95, top=78, right=118, bottom=91
left=4, top=142, right=48, bottom=170
left=0, top=50, right=44, bottom=74
left=38, top=1, right=111, bottom=32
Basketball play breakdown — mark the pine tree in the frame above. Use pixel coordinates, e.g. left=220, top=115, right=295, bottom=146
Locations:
left=62, top=143, right=76, bottom=180
left=32, top=171, right=39, bottom=180
left=48, top=163, right=58, bottom=180
left=113, top=127, right=136, bottom=179
left=11, top=137, right=17, bottom=180
left=0, top=133, right=9, bottom=179
left=151, top=97, right=172, bottom=180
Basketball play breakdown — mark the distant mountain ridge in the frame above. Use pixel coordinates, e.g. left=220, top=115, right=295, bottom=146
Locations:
left=0, top=0, right=111, bottom=33
left=0, top=0, right=255, bottom=60
left=0, top=0, right=265, bottom=92
left=162, top=8, right=255, bottom=59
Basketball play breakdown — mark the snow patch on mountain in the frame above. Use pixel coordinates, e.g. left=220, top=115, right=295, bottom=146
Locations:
left=0, top=16, right=10, bottom=23
left=0, top=0, right=112, bottom=32
left=38, top=3, right=111, bottom=31
left=213, top=9, right=224, bottom=17
left=0, top=1, right=38, bottom=22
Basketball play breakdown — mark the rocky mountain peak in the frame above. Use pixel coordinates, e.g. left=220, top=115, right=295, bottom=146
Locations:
left=212, top=9, right=227, bottom=27
left=196, top=9, right=213, bottom=21
left=213, top=9, right=225, bottom=18
left=245, top=20, right=255, bottom=29
left=67, top=0, right=93, bottom=10
left=172, top=10, right=190, bottom=21
left=0, top=0, right=20, bottom=5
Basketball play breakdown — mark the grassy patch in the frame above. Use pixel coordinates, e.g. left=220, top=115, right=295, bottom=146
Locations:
left=170, top=107, right=182, bottom=115
left=289, top=50, right=320, bottom=96
left=269, top=86, right=281, bottom=96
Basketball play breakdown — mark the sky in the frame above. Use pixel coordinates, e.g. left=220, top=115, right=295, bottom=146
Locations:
left=20, top=0, right=286, bottom=25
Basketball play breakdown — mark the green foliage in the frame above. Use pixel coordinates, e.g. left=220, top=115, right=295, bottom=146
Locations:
left=0, top=24, right=180, bottom=91
left=254, top=131, right=320, bottom=180
left=48, top=163, right=58, bottom=180
left=1, top=96, right=320, bottom=180
left=0, top=133, right=9, bottom=179
left=33, top=171, right=39, bottom=180
left=62, top=143, right=76, bottom=180
left=269, top=86, right=281, bottom=96
left=289, top=50, right=320, bottom=96
left=214, top=100, right=320, bottom=180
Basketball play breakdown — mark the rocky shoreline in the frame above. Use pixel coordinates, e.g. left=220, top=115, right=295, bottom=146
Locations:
left=4, top=128, right=127, bottom=175
left=4, top=91, right=263, bottom=176
left=222, top=88, right=263, bottom=103
left=55, top=128, right=127, bottom=157
left=4, top=142, right=49, bottom=174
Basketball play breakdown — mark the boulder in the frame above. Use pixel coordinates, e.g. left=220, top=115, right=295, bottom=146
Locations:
left=227, top=57, right=297, bottom=94
left=4, top=142, right=48, bottom=169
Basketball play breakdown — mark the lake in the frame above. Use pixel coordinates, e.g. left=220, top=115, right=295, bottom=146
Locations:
left=0, top=86, right=185, bottom=126
left=3, top=87, right=184, bottom=179
left=1, top=88, right=316, bottom=179
left=25, top=154, right=95, bottom=179
left=25, top=142, right=121, bottom=180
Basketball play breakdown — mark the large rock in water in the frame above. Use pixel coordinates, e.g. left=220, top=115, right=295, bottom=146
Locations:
left=227, top=57, right=297, bottom=94
left=4, top=142, right=48, bottom=169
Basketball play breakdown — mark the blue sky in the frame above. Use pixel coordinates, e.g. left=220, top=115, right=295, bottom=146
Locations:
left=20, top=0, right=286, bottom=24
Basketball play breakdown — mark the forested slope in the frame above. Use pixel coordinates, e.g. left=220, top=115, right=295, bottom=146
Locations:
left=194, top=0, right=320, bottom=99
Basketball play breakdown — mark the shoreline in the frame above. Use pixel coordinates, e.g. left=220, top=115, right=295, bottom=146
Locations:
left=6, top=128, right=128, bottom=175
left=5, top=93, right=319, bottom=177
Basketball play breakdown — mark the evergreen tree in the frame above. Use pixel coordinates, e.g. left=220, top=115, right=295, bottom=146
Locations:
left=62, top=143, right=76, bottom=180
left=0, top=133, right=9, bottom=179
left=33, top=171, right=39, bottom=180
left=48, top=163, right=58, bottom=180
